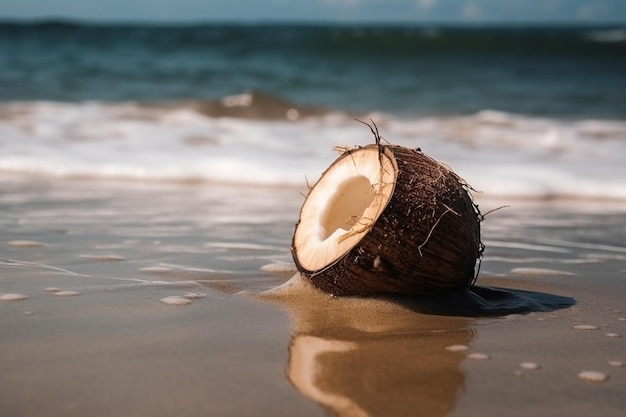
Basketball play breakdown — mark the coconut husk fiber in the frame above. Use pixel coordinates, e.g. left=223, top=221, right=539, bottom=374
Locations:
left=291, top=138, right=483, bottom=297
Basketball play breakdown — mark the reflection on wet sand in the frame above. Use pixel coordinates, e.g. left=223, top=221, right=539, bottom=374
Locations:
left=261, top=275, right=474, bottom=417
left=200, top=270, right=574, bottom=416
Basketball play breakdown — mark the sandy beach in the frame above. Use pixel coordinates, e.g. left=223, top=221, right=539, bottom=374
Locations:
left=1, top=177, right=625, bottom=416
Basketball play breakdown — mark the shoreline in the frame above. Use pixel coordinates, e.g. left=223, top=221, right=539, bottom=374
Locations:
left=4, top=174, right=626, bottom=206
left=1, top=177, right=625, bottom=416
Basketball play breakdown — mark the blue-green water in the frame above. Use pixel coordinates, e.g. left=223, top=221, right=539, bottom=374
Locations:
left=1, top=21, right=625, bottom=118
left=1, top=21, right=625, bottom=199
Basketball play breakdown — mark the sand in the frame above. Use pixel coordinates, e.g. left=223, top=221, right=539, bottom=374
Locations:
left=1, top=177, right=626, bottom=416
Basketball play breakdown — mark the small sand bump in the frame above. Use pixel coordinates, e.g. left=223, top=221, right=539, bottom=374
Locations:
left=604, top=332, right=621, bottom=338
left=44, top=287, right=61, bottom=292
left=468, top=353, right=490, bottom=360
left=160, top=296, right=193, bottom=306
left=509, top=267, right=575, bottom=277
left=573, top=324, right=599, bottom=330
left=618, top=317, right=626, bottom=322
left=445, top=344, right=469, bottom=352
left=608, top=361, right=624, bottom=367
left=182, top=292, right=206, bottom=300
left=519, top=362, right=541, bottom=371
left=23, top=311, right=34, bottom=315
left=7, top=240, right=46, bottom=248
left=578, top=370, right=609, bottom=383
left=0, top=293, right=28, bottom=301
left=54, top=291, right=80, bottom=297
left=79, top=254, right=126, bottom=261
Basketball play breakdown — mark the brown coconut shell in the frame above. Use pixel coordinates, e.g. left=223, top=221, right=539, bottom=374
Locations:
left=291, top=144, right=483, bottom=297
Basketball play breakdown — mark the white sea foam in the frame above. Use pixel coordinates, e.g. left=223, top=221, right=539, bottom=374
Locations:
left=260, top=262, right=298, bottom=273
left=53, top=290, right=81, bottom=297
left=78, top=254, right=126, bottom=261
left=1, top=101, right=626, bottom=200
left=6, top=240, right=46, bottom=248
left=510, top=267, right=575, bottom=277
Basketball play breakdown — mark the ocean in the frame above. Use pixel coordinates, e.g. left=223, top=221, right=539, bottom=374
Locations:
left=1, top=21, right=626, bottom=198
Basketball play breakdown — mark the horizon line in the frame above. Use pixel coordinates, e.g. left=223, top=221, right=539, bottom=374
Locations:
left=1, top=16, right=625, bottom=28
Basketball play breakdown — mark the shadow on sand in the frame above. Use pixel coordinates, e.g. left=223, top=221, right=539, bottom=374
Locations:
left=392, top=284, right=576, bottom=317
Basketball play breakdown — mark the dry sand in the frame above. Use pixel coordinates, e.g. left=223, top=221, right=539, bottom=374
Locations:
left=1, top=178, right=625, bottom=416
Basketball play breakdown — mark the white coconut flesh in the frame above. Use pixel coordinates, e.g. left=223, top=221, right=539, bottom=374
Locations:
left=294, top=147, right=397, bottom=272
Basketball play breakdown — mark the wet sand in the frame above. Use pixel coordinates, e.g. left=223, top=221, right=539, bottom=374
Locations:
left=1, top=178, right=625, bottom=416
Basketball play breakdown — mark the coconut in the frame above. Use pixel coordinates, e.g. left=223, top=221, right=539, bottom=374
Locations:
left=291, top=128, right=483, bottom=297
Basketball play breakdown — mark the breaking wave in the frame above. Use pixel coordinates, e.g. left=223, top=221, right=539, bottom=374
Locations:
left=1, top=95, right=626, bottom=200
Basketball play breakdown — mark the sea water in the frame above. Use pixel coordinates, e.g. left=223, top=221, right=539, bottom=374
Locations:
left=1, top=22, right=625, bottom=200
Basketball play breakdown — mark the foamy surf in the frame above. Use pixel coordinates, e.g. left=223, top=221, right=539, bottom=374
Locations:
left=1, top=100, right=626, bottom=200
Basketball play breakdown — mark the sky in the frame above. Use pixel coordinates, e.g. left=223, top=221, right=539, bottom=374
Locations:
left=1, top=0, right=625, bottom=24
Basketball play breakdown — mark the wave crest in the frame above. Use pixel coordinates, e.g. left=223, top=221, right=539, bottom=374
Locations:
left=1, top=99, right=626, bottom=200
